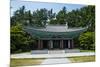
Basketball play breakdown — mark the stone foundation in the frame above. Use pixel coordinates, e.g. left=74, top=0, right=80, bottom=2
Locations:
left=31, top=49, right=80, bottom=54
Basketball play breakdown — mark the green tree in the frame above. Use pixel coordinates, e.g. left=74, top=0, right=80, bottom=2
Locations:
left=11, top=23, right=35, bottom=53
left=56, top=6, right=67, bottom=24
left=66, top=5, right=95, bottom=32
left=79, top=32, right=95, bottom=50
left=32, top=8, right=49, bottom=27
left=11, top=6, right=26, bottom=26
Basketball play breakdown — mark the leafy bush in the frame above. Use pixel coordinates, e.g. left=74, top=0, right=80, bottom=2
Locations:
left=79, top=32, right=95, bottom=50
left=11, top=24, right=36, bottom=53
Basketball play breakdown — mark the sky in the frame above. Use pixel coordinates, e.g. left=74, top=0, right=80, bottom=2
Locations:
left=11, top=0, right=87, bottom=16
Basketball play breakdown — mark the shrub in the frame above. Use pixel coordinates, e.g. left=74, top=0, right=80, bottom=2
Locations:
left=79, top=32, right=95, bottom=50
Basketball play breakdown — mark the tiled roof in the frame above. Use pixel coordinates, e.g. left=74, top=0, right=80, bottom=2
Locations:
left=23, top=25, right=87, bottom=39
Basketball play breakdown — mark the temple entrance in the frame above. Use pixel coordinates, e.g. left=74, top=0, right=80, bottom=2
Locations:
left=37, top=39, right=73, bottom=50
left=43, top=40, right=49, bottom=49
left=53, top=40, right=60, bottom=49
left=63, top=40, right=68, bottom=49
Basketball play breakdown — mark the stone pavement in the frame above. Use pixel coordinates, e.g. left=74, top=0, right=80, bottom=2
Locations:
left=15, top=52, right=95, bottom=67
left=20, top=58, right=71, bottom=67
left=11, top=52, right=95, bottom=58
left=41, top=58, right=71, bottom=65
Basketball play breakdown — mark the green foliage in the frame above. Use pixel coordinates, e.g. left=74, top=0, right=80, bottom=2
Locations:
left=56, top=6, right=67, bottom=24
left=49, top=19, right=57, bottom=24
left=11, top=23, right=36, bottom=53
left=11, top=6, right=26, bottom=26
left=67, top=5, right=95, bottom=32
left=79, top=32, right=95, bottom=50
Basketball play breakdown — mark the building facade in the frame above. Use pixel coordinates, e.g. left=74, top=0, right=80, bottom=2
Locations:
left=24, top=24, right=87, bottom=50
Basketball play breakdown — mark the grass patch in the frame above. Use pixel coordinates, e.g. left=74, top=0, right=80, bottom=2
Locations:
left=10, top=58, right=45, bottom=67
left=80, top=50, right=95, bottom=52
left=68, top=56, right=95, bottom=63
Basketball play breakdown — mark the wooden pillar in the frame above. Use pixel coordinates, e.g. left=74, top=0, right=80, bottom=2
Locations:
left=72, top=39, right=74, bottom=49
left=38, top=40, right=41, bottom=49
left=40, top=40, right=43, bottom=49
left=48, top=40, right=50, bottom=49
left=38, top=40, right=43, bottom=49
left=60, top=40, right=63, bottom=49
left=68, top=40, right=70, bottom=49
left=50, top=40, right=53, bottom=49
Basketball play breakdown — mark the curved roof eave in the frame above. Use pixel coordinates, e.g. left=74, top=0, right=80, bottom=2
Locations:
left=24, top=26, right=87, bottom=32
left=23, top=26, right=87, bottom=39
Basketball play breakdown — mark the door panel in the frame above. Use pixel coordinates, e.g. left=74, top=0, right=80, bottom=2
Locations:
left=53, top=40, right=60, bottom=49
left=63, top=40, right=68, bottom=48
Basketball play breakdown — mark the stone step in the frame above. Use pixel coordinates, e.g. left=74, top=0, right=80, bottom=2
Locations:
left=31, top=49, right=80, bottom=54
left=31, top=50, right=48, bottom=54
left=65, top=49, right=80, bottom=53
left=48, top=50, right=65, bottom=54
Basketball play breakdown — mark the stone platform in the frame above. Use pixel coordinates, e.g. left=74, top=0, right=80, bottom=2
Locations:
left=11, top=51, right=95, bottom=59
left=31, top=49, right=80, bottom=54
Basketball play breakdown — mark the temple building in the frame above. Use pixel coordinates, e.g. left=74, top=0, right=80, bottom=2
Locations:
left=24, top=23, right=87, bottom=50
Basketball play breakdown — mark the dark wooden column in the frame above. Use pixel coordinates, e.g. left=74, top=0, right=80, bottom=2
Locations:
left=68, top=40, right=70, bottom=49
left=48, top=40, right=50, bottom=49
left=50, top=40, right=53, bottom=49
left=71, top=39, right=74, bottom=49
left=38, top=40, right=43, bottom=49
left=38, top=40, right=41, bottom=50
left=60, top=40, right=63, bottom=49
left=40, top=40, right=43, bottom=49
